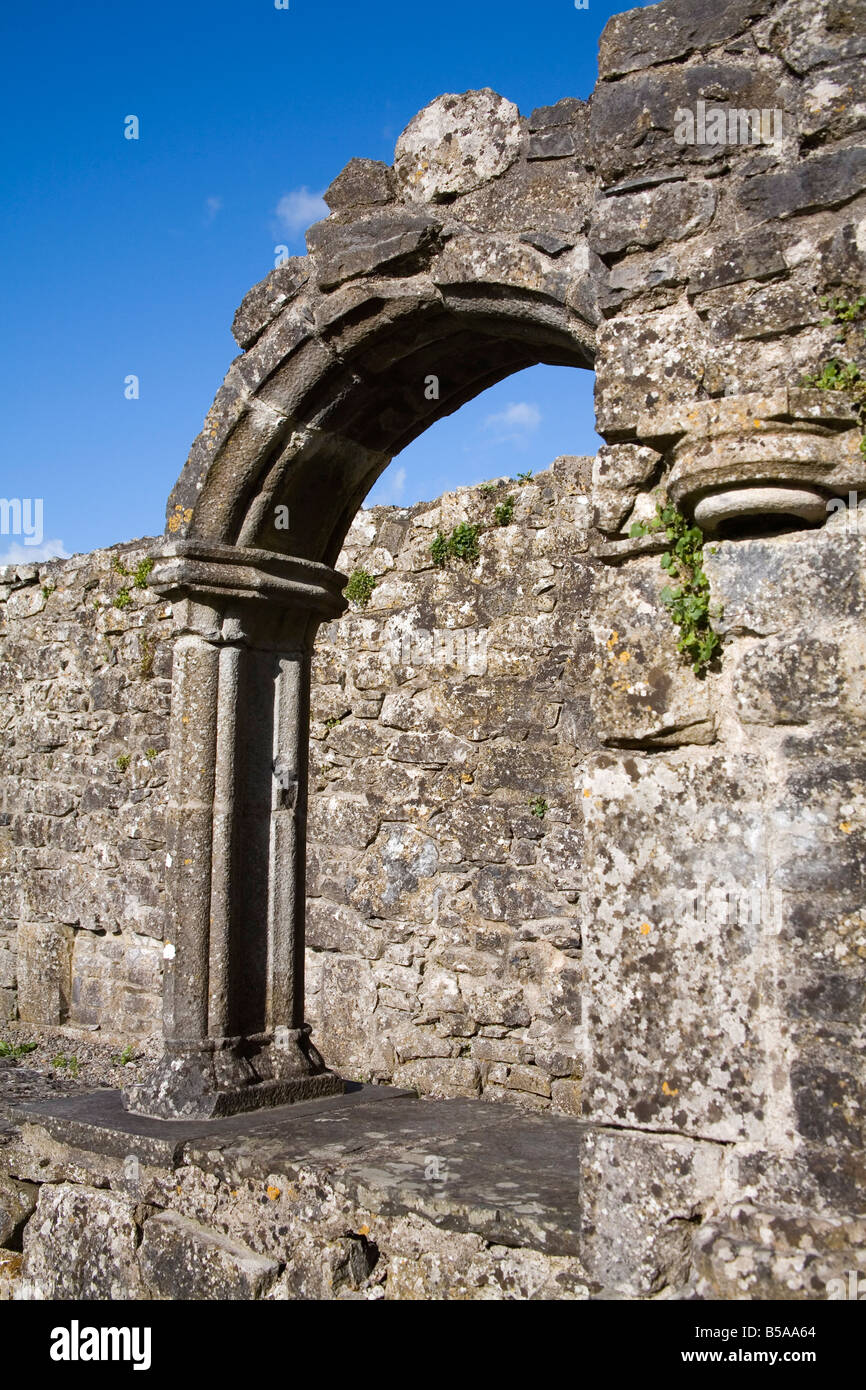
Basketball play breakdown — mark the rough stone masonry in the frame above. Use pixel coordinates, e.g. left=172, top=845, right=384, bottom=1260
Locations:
left=1, top=0, right=865, bottom=1297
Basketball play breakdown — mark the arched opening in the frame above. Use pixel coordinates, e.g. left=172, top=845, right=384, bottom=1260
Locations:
left=133, top=168, right=599, bottom=1118
left=304, top=360, right=597, bottom=1094
left=167, top=284, right=594, bottom=567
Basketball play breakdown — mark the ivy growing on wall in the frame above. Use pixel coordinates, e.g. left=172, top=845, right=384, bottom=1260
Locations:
left=630, top=500, right=721, bottom=678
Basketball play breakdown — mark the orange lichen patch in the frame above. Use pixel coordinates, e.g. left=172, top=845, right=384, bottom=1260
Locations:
left=266, top=1185, right=281, bottom=1201
left=358, top=1224, right=370, bottom=1237
left=662, top=1080, right=679, bottom=1096
left=618, top=651, right=631, bottom=662
left=583, top=788, right=591, bottom=798
left=167, top=503, right=194, bottom=533
left=606, top=630, right=619, bottom=649
left=840, top=821, right=853, bottom=834
left=640, top=922, right=652, bottom=935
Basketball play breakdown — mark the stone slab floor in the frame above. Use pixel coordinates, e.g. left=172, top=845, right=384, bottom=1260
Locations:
left=1, top=1067, right=596, bottom=1299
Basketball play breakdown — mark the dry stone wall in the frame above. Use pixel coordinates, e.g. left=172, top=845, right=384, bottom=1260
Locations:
left=0, top=544, right=171, bottom=1042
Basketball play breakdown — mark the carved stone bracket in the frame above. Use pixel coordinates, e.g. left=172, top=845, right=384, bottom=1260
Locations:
left=636, top=389, right=865, bottom=534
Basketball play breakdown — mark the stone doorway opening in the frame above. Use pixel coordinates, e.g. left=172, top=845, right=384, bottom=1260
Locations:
left=132, top=251, right=597, bottom=1117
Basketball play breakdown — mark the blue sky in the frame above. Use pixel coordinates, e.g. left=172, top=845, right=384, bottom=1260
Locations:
left=0, top=0, right=652, bottom=561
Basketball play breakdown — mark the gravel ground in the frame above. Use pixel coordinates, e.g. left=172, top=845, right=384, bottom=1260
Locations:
left=0, top=1022, right=160, bottom=1095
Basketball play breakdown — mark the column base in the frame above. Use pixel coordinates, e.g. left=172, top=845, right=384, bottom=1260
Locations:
left=123, top=1028, right=344, bottom=1120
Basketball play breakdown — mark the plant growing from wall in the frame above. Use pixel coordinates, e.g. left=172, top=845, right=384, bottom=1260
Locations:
left=630, top=500, right=721, bottom=678
left=802, top=292, right=866, bottom=457
left=0, top=1040, right=37, bottom=1058
left=430, top=522, right=481, bottom=566
left=133, top=557, right=154, bottom=589
left=494, top=494, right=516, bottom=526
left=115, top=753, right=130, bottom=772
left=52, top=1053, right=80, bottom=1077
left=113, top=588, right=131, bottom=610
left=344, top=568, right=377, bottom=608
left=529, top=796, right=548, bottom=818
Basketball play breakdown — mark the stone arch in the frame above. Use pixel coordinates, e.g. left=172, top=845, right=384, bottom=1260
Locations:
left=167, top=254, right=596, bottom=568
left=129, top=91, right=599, bottom=1118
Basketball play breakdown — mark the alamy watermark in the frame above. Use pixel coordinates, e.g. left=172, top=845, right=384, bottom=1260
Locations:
left=388, top=627, right=489, bottom=675
left=0, top=498, right=43, bottom=548
left=674, top=100, right=784, bottom=149
left=826, top=491, right=866, bottom=534
left=316, top=621, right=490, bottom=676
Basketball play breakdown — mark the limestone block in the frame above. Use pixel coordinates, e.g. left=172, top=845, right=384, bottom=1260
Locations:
left=0, top=1172, right=37, bottom=1248
left=22, top=1185, right=145, bottom=1300
left=306, top=211, right=443, bottom=290
left=324, top=157, right=395, bottom=212
left=580, top=1128, right=724, bottom=1296
left=139, top=1211, right=279, bottom=1301
left=394, top=90, right=522, bottom=202
left=590, top=557, right=716, bottom=746
left=16, top=922, right=72, bottom=1025
left=580, top=749, right=770, bottom=1141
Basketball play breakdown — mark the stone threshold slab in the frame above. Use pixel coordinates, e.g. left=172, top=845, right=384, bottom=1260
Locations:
left=7, top=1082, right=585, bottom=1256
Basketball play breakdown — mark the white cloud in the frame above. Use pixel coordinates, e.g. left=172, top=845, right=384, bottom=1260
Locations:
left=369, top=465, right=407, bottom=506
left=0, top=539, right=70, bottom=565
left=275, top=187, right=328, bottom=235
left=204, top=195, right=223, bottom=224
left=484, top=401, right=542, bottom=433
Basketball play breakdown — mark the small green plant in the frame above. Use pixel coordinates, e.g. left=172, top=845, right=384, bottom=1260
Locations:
left=145, top=747, right=158, bottom=762
left=431, top=522, right=481, bottom=566
left=41, top=584, right=54, bottom=600
left=430, top=531, right=450, bottom=566
left=820, top=293, right=866, bottom=328
left=478, top=481, right=499, bottom=497
left=630, top=500, right=721, bottom=677
left=132, top=557, right=154, bottom=589
left=113, top=587, right=132, bottom=610
left=344, top=568, right=377, bottom=608
left=52, top=1053, right=80, bottom=1077
left=449, top=522, right=480, bottom=562
left=324, top=716, right=343, bottom=729
left=494, top=494, right=516, bottom=527
left=515, top=470, right=533, bottom=485
left=529, top=796, right=548, bottom=819
left=111, top=1044, right=136, bottom=1066
left=0, top=1040, right=37, bottom=1058
left=115, top=753, right=131, bottom=772
left=111, top=554, right=129, bottom=577
left=802, top=292, right=866, bottom=457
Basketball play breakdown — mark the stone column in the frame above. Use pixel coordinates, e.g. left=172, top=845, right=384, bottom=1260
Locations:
left=125, top=541, right=347, bottom=1118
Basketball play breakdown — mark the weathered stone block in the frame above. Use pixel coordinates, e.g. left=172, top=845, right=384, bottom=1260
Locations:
left=16, top=922, right=73, bottom=1025
left=580, top=1128, right=724, bottom=1296
left=0, top=1171, right=37, bottom=1248
left=22, top=1185, right=145, bottom=1299
left=139, top=1211, right=279, bottom=1301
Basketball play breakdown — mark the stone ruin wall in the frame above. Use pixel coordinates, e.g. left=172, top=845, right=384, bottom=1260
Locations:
left=0, top=459, right=594, bottom=1112
left=0, top=0, right=865, bottom=1286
